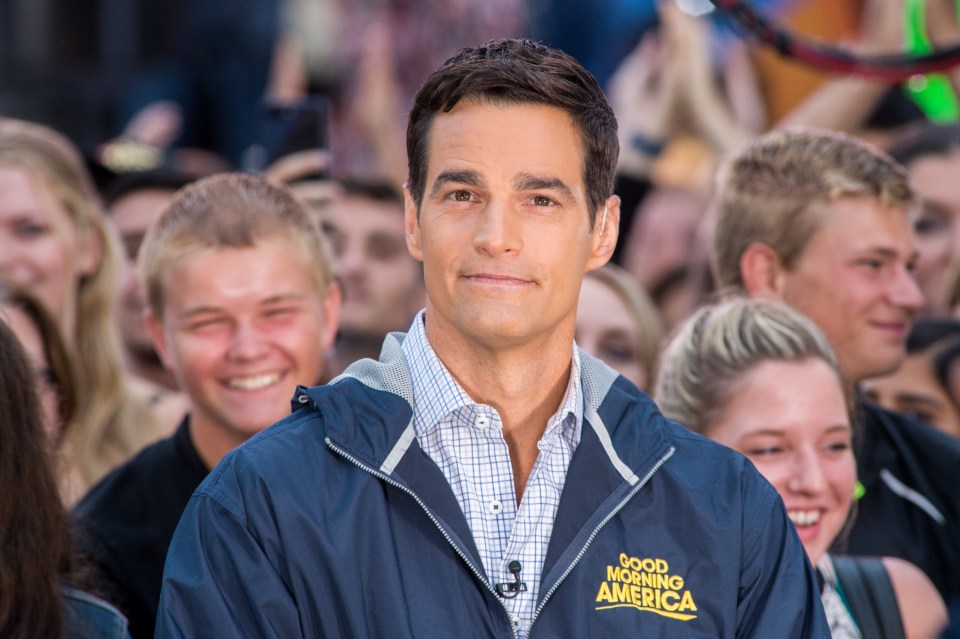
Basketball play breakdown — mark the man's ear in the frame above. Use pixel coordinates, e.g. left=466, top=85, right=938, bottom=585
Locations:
left=740, top=242, right=787, bottom=298
left=319, top=280, right=342, bottom=352
left=585, top=195, right=621, bottom=272
left=403, top=184, right=423, bottom=262
left=145, top=309, right=176, bottom=372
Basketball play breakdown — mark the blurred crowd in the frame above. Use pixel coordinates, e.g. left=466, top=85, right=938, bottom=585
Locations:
left=2, top=0, right=960, bottom=637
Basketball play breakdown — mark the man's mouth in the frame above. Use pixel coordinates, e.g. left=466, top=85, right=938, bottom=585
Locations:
left=226, top=372, right=282, bottom=391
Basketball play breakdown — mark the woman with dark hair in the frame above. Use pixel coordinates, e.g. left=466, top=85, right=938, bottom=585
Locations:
left=0, top=285, right=78, bottom=445
left=0, top=319, right=130, bottom=638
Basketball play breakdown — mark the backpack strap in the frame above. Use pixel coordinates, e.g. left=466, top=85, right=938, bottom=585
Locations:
left=832, top=555, right=905, bottom=639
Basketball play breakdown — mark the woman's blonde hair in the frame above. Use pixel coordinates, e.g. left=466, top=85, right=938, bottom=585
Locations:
left=0, top=118, right=162, bottom=496
left=584, top=264, right=664, bottom=385
left=654, top=297, right=843, bottom=434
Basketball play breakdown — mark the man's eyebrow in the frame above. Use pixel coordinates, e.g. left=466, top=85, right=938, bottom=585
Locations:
left=895, top=393, right=943, bottom=409
left=863, top=246, right=920, bottom=264
left=429, top=170, right=487, bottom=197
left=260, top=293, right=307, bottom=305
left=513, top=173, right=576, bottom=203
left=178, top=294, right=305, bottom=319
left=178, top=306, right=224, bottom=320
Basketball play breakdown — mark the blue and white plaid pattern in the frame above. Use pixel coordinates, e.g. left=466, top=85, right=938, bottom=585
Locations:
left=401, top=312, right=583, bottom=637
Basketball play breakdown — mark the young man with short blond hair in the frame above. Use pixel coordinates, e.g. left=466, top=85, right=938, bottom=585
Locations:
left=75, top=173, right=340, bottom=638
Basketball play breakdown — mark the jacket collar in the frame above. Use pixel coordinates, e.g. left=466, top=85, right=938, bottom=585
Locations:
left=299, top=332, right=670, bottom=481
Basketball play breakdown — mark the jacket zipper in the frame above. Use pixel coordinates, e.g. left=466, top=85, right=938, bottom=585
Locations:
left=526, top=446, right=676, bottom=636
left=324, top=437, right=521, bottom=639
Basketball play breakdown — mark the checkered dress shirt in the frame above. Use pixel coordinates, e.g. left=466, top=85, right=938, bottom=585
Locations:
left=401, top=312, right=583, bottom=637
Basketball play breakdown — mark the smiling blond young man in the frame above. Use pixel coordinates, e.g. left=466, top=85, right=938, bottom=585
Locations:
left=74, top=173, right=340, bottom=639
left=157, top=41, right=827, bottom=638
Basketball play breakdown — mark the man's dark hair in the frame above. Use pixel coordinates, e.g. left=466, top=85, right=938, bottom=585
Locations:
left=406, top=39, right=618, bottom=226
left=101, top=168, right=197, bottom=210
left=903, top=318, right=960, bottom=394
left=339, top=178, right=403, bottom=206
left=886, top=123, right=960, bottom=168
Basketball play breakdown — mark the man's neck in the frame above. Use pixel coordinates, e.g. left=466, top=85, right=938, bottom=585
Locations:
left=188, top=413, right=242, bottom=471
left=423, top=312, right=575, bottom=500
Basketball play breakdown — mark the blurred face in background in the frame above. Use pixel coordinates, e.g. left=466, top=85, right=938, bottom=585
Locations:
left=862, top=348, right=960, bottom=438
left=323, top=193, right=424, bottom=337
left=906, top=150, right=960, bottom=314
left=109, top=188, right=176, bottom=358
left=707, top=358, right=855, bottom=565
left=576, top=275, right=648, bottom=389
left=0, top=303, right=62, bottom=441
left=777, top=197, right=923, bottom=384
left=0, top=167, right=99, bottom=337
left=147, top=237, right=339, bottom=457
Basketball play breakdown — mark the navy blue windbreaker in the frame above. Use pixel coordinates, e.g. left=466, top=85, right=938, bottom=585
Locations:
left=156, top=334, right=829, bottom=638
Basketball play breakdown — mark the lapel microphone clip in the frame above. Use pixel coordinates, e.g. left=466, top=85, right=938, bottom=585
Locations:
left=495, top=560, right=527, bottom=599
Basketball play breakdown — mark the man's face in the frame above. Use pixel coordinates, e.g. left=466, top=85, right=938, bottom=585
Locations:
left=323, top=194, right=423, bottom=336
left=110, top=188, right=175, bottom=354
left=405, top=101, right=617, bottom=351
left=778, top=196, right=923, bottom=383
left=906, top=150, right=960, bottom=313
left=148, top=237, right=339, bottom=447
left=862, top=349, right=960, bottom=438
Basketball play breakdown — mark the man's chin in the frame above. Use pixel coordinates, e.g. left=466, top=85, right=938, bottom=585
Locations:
left=851, top=354, right=906, bottom=384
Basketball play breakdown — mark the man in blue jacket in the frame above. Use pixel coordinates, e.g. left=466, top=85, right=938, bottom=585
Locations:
left=157, top=39, right=828, bottom=638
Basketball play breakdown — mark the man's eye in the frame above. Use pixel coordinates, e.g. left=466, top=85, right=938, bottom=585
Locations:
left=533, top=196, right=553, bottom=206
left=915, top=216, right=948, bottom=235
left=187, top=318, right=227, bottom=331
left=453, top=190, right=472, bottom=202
left=264, top=307, right=297, bottom=318
left=904, top=409, right=934, bottom=425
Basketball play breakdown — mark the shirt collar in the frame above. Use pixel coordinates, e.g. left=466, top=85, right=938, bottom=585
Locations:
left=401, top=311, right=583, bottom=441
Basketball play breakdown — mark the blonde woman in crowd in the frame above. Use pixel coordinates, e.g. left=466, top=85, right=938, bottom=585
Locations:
left=655, top=298, right=946, bottom=638
left=0, top=118, right=166, bottom=502
left=576, top=264, right=664, bottom=391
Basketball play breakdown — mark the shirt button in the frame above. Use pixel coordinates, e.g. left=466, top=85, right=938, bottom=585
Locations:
left=488, top=499, right=503, bottom=515
left=475, top=415, right=490, bottom=428
left=511, top=614, right=521, bottom=627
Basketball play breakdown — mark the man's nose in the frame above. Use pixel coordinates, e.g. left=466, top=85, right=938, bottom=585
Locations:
left=226, top=320, right=270, bottom=361
left=890, top=264, right=924, bottom=312
left=473, top=201, right=522, bottom=257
